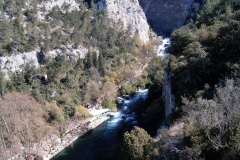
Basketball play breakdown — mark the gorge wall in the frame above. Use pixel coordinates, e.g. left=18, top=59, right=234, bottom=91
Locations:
left=96, top=0, right=150, bottom=43
left=139, top=0, right=202, bottom=35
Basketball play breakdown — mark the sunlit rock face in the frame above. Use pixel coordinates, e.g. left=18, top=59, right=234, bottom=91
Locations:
left=139, top=0, right=202, bottom=34
left=96, top=0, right=150, bottom=43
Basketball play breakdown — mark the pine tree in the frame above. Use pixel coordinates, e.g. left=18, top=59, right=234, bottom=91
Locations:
left=92, top=52, right=99, bottom=68
left=75, top=58, right=84, bottom=70
left=32, top=23, right=39, bottom=47
left=0, top=71, right=5, bottom=96
left=120, top=126, right=153, bottom=160
left=98, top=52, right=105, bottom=76
left=44, top=24, right=50, bottom=52
left=84, top=52, right=93, bottom=69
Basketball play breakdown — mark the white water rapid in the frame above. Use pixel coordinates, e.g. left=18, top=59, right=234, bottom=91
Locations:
left=157, top=37, right=175, bottom=116
left=157, top=38, right=171, bottom=57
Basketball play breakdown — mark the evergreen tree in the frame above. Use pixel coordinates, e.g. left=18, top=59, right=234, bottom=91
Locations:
left=75, top=58, right=84, bottom=70
left=84, top=52, right=93, bottom=69
left=98, top=52, right=105, bottom=76
left=33, top=24, right=39, bottom=47
left=44, top=24, right=50, bottom=52
left=0, top=71, right=5, bottom=96
left=120, top=126, right=153, bottom=160
left=92, top=52, right=99, bottom=68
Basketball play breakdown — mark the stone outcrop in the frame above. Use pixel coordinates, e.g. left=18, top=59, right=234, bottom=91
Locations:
left=0, top=51, right=39, bottom=79
left=0, top=45, right=88, bottom=79
left=139, top=0, right=202, bottom=34
left=40, top=0, right=80, bottom=12
left=96, top=0, right=150, bottom=43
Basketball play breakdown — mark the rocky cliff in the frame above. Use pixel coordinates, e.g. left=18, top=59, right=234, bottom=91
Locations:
left=0, top=45, right=88, bottom=79
left=139, top=0, right=202, bottom=34
left=96, top=0, right=150, bottom=43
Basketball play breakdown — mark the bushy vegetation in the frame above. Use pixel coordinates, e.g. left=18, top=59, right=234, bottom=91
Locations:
left=0, top=92, right=52, bottom=159
left=153, top=0, right=240, bottom=159
left=117, top=1, right=240, bottom=159
left=169, top=0, right=240, bottom=109
left=182, top=80, right=240, bottom=159
left=75, top=105, right=90, bottom=119
left=120, top=126, right=154, bottom=160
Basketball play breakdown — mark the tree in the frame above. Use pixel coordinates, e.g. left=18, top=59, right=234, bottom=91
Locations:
left=75, top=105, right=89, bottom=119
left=0, top=92, right=49, bottom=159
left=101, top=81, right=116, bottom=99
left=92, top=52, right=99, bottom=68
left=120, top=126, right=153, bottom=160
left=84, top=80, right=100, bottom=104
left=84, top=52, right=93, bottom=69
left=98, top=52, right=105, bottom=76
left=182, top=80, right=240, bottom=159
left=44, top=23, right=50, bottom=52
left=0, top=71, right=5, bottom=96
left=75, top=58, right=84, bottom=70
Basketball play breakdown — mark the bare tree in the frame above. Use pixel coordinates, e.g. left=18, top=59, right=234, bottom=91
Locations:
left=0, top=92, right=52, bottom=159
left=182, top=79, right=240, bottom=155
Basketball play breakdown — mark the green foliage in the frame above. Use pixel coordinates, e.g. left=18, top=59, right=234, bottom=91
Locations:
left=46, top=102, right=65, bottom=123
left=146, top=57, right=165, bottom=103
left=103, top=96, right=116, bottom=110
left=0, top=0, right=151, bottom=132
left=98, top=52, right=105, bottom=76
left=75, top=105, right=89, bottom=118
left=146, top=57, right=165, bottom=87
left=182, top=80, right=240, bottom=159
left=170, top=26, right=199, bottom=55
left=0, top=71, right=5, bottom=96
left=84, top=52, right=93, bottom=69
left=120, top=126, right=154, bottom=160
left=169, top=0, right=240, bottom=108
left=119, top=84, right=136, bottom=95
left=165, top=1, right=240, bottom=158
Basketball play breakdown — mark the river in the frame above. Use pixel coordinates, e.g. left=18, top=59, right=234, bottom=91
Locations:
left=51, top=89, right=148, bottom=160
left=51, top=37, right=173, bottom=160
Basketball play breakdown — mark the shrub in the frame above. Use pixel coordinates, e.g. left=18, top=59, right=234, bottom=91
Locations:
left=119, top=84, right=136, bottom=95
left=182, top=80, right=240, bottom=159
left=46, top=102, right=65, bottom=123
left=120, top=126, right=154, bottom=160
left=75, top=105, right=89, bottom=118
left=103, top=96, right=116, bottom=110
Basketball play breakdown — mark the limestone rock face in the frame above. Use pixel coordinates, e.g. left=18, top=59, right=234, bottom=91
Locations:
left=0, top=45, right=88, bottom=79
left=40, top=0, right=80, bottom=11
left=0, top=51, right=39, bottom=79
left=96, top=0, right=150, bottom=43
left=139, top=0, right=202, bottom=34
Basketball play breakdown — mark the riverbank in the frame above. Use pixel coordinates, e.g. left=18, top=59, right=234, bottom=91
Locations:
left=43, top=116, right=111, bottom=160
left=10, top=109, right=113, bottom=160
left=42, top=109, right=112, bottom=160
